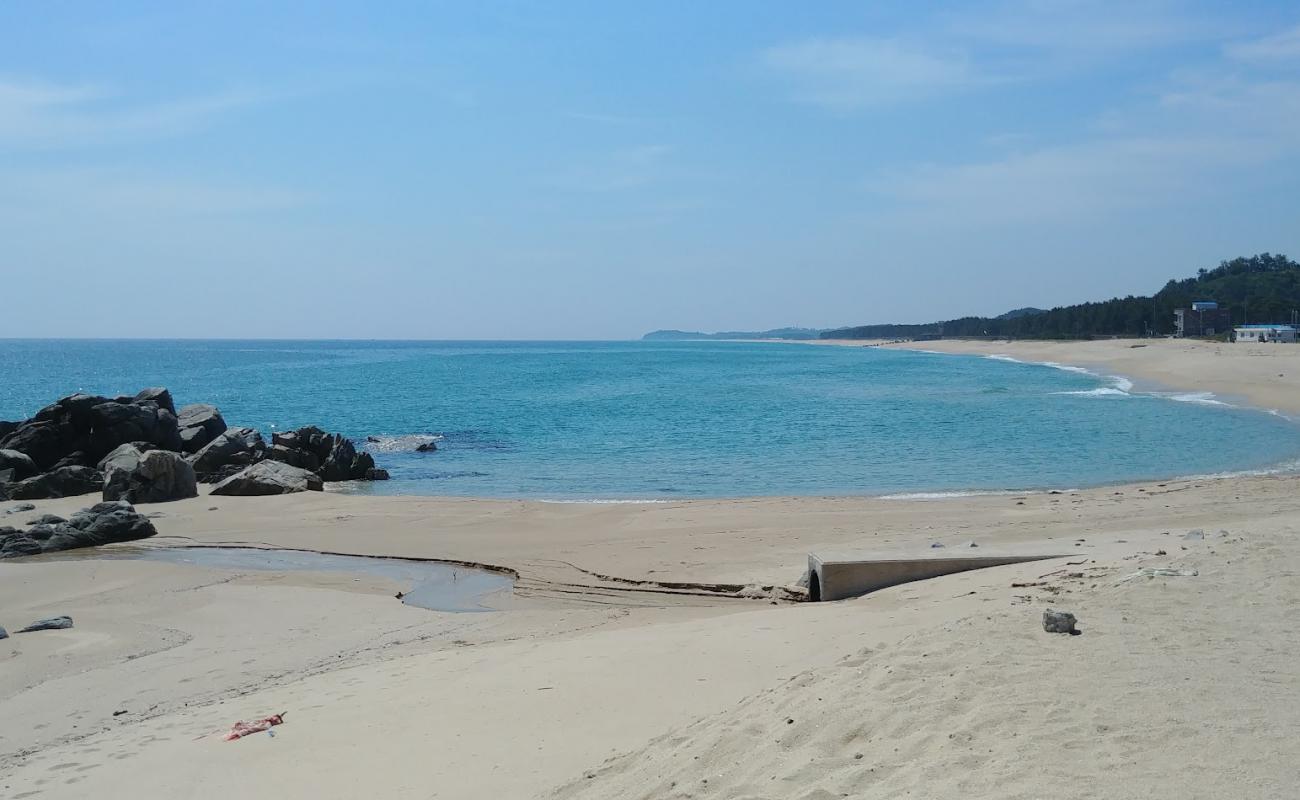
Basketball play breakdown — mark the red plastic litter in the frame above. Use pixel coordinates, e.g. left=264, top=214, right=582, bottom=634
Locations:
left=223, top=712, right=287, bottom=741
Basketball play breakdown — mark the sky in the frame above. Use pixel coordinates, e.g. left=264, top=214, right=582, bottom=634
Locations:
left=2, top=1, right=1299, bottom=339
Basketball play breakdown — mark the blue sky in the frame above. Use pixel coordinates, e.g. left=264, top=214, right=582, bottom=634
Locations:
left=2, top=1, right=1299, bottom=338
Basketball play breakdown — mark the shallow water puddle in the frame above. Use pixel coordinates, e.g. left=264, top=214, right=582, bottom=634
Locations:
left=53, top=546, right=515, bottom=612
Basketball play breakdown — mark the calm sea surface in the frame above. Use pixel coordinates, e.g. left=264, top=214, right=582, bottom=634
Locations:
left=2, top=339, right=1297, bottom=499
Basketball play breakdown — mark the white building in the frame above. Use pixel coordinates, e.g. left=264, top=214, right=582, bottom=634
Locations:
left=1233, top=324, right=1298, bottom=343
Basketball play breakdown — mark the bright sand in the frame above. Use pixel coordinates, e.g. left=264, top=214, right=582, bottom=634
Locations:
left=3, top=337, right=1300, bottom=798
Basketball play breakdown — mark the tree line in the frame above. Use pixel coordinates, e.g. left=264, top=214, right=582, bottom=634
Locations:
left=822, top=253, right=1300, bottom=340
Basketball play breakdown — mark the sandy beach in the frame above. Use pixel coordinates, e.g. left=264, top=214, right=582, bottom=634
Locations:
left=4, top=338, right=1300, bottom=799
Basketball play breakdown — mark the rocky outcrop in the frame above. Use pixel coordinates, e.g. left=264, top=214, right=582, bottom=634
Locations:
left=176, top=403, right=227, bottom=454
left=188, top=427, right=267, bottom=482
left=209, top=460, right=324, bottom=496
left=0, top=500, right=157, bottom=559
left=269, top=426, right=379, bottom=482
left=1, top=388, right=387, bottom=498
left=103, top=447, right=198, bottom=503
left=6, top=465, right=104, bottom=500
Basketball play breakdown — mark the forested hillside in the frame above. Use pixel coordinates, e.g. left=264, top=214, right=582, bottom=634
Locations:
left=822, top=254, right=1300, bottom=340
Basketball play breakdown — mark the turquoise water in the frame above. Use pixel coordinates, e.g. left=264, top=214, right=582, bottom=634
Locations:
left=2, top=339, right=1298, bottom=499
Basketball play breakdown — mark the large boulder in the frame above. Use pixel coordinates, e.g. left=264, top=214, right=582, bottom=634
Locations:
left=97, top=442, right=157, bottom=473
left=176, top=404, right=227, bottom=454
left=0, top=420, right=84, bottom=471
left=6, top=465, right=104, bottom=500
left=189, top=427, right=266, bottom=480
left=103, top=448, right=197, bottom=503
left=86, top=401, right=182, bottom=458
left=264, top=443, right=321, bottom=472
left=0, top=421, right=18, bottom=439
left=133, top=387, right=176, bottom=415
left=210, top=460, right=324, bottom=496
left=0, top=449, right=38, bottom=481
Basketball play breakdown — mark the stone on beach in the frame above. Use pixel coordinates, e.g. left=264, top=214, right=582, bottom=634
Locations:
left=6, top=465, right=104, bottom=500
left=1042, top=609, right=1078, bottom=634
left=0, top=500, right=157, bottom=559
left=210, top=460, right=324, bottom=496
left=17, top=616, right=74, bottom=633
left=189, top=427, right=267, bottom=481
left=103, top=447, right=198, bottom=504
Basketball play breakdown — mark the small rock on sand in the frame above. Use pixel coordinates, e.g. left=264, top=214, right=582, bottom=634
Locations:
left=0, top=625, right=8, bottom=639
left=1042, top=609, right=1078, bottom=634
left=18, top=616, right=73, bottom=633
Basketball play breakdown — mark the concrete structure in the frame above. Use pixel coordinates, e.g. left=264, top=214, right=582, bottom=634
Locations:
left=1233, top=324, right=1298, bottom=343
left=1175, top=305, right=1232, bottom=337
left=807, top=550, right=1066, bottom=602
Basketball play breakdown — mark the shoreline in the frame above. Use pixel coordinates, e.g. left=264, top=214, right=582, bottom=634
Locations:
left=6, top=337, right=1300, bottom=798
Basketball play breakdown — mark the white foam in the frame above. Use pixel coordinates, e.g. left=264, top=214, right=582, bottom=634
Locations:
left=879, top=489, right=1029, bottom=500
left=1159, top=392, right=1230, bottom=407
left=1052, top=387, right=1130, bottom=397
left=365, top=434, right=443, bottom=453
left=984, top=354, right=1022, bottom=363
left=537, top=498, right=675, bottom=504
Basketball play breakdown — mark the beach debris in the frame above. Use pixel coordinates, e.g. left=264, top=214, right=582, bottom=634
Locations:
left=1042, top=609, right=1078, bottom=634
left=113, top=709, right=128, bottom=716
left=223, top=712, right=287, bottom=741
left=17, top=615, right=73, bottom=632
left=1117, top=567, right=1199, bottom=584
left=1183, top=529, right=1204, bottom=541
left=1155, top=549, right=1167, bottom=556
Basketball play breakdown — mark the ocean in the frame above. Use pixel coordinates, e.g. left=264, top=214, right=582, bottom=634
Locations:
left=2, top=339, right=1298, bottom=499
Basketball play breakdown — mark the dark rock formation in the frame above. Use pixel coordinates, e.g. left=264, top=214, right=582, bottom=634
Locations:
left=26, top=513, right=66, bottom=525
left=103, top=447, right=198, bottom=503
left=0, top=449, right=38, bottom=481
left=2, top=388, right=387, bottom=497
left=189, top=427, right=266, bottom=482
left=7, top=465, right=104, bottom=500
left=416, top=441, right=438, bottom=452
left=133, top=387, right=176, bottom=414
left=0, top=500, right=157, bottom=559
left=269, top=426, right=382, bottom=482
left=176, top=403, right=227, bottom=454
left=210, top=460, right=324, bottom=496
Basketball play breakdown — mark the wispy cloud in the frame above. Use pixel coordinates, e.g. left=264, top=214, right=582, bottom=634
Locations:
left=0, top=75, right=264, bottom=149
left=1225, top=24, right=1300, bottom=64
left=867, top=71, right=1300, bottom=226
left=762, top=37, right=985, bottom=109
